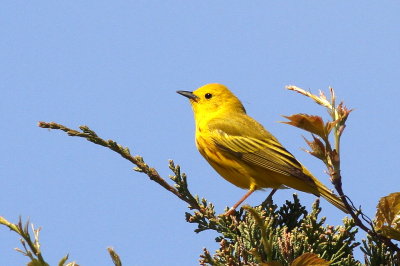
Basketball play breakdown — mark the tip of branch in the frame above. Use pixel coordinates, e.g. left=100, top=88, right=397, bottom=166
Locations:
left=37, top=121, right=48, bottom=128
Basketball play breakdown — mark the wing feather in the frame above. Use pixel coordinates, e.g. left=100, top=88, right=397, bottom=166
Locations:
left=212, top=129, right=313, bottom=183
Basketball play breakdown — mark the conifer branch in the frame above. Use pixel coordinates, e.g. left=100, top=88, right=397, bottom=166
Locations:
left=37, top=121, right=201, bottom=211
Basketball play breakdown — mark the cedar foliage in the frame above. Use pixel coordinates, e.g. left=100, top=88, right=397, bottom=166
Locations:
left=1, top=86, right=399, bottom=265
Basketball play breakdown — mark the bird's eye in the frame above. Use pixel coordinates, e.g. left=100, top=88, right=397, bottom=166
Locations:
left=205, top=93, right=212, bottom=99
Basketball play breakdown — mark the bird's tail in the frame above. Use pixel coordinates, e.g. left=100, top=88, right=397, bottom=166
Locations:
left=317, top=183, right=348, bottom=214
left=300, top=167, right=348, bottom=213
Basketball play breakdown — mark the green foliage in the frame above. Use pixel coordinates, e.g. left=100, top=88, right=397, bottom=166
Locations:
left=0, top=216, right=74, bottom=266
left=361, top=234, right=400, bottom=265
left=192, top=195, right=360, bottom=265
left=2, top=85, right=399, bottom=264
left=1, top=121, right=399, bottom=265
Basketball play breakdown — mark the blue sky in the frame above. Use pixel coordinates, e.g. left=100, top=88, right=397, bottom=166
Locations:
left=1, top=1, right=399, bottom=265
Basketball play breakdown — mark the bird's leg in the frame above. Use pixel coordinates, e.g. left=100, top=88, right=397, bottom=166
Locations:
left=225, top=188, right=255, bottom=216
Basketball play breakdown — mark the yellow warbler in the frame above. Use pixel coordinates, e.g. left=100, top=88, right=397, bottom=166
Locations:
left=177, top=83, right=347, bottom=214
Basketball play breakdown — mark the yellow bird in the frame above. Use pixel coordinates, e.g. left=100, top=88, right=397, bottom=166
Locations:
left=177, top=83, right=347, bottom=214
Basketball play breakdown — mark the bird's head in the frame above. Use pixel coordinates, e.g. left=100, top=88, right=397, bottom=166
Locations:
left=177, top=83, right=246, bottom=117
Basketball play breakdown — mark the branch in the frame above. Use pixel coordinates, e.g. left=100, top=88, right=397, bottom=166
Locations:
left=0, top=216, right=49, bottom=265
left=285, top=85, right=400, bottom=254
left=37, top=121, right=201, bottom=211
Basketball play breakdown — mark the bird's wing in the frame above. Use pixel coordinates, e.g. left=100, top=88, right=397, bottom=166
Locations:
left=209, top=119, right=314, bottom=183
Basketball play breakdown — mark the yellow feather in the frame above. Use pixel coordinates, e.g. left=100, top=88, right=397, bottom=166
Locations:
left=178, top=83, right=347, bottom=213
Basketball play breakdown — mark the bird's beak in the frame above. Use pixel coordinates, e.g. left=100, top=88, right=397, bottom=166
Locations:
left=177, top=90, right=199, bottom=101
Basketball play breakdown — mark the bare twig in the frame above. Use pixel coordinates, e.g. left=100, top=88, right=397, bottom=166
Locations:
left=260, top=189, right=278, bottom=209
